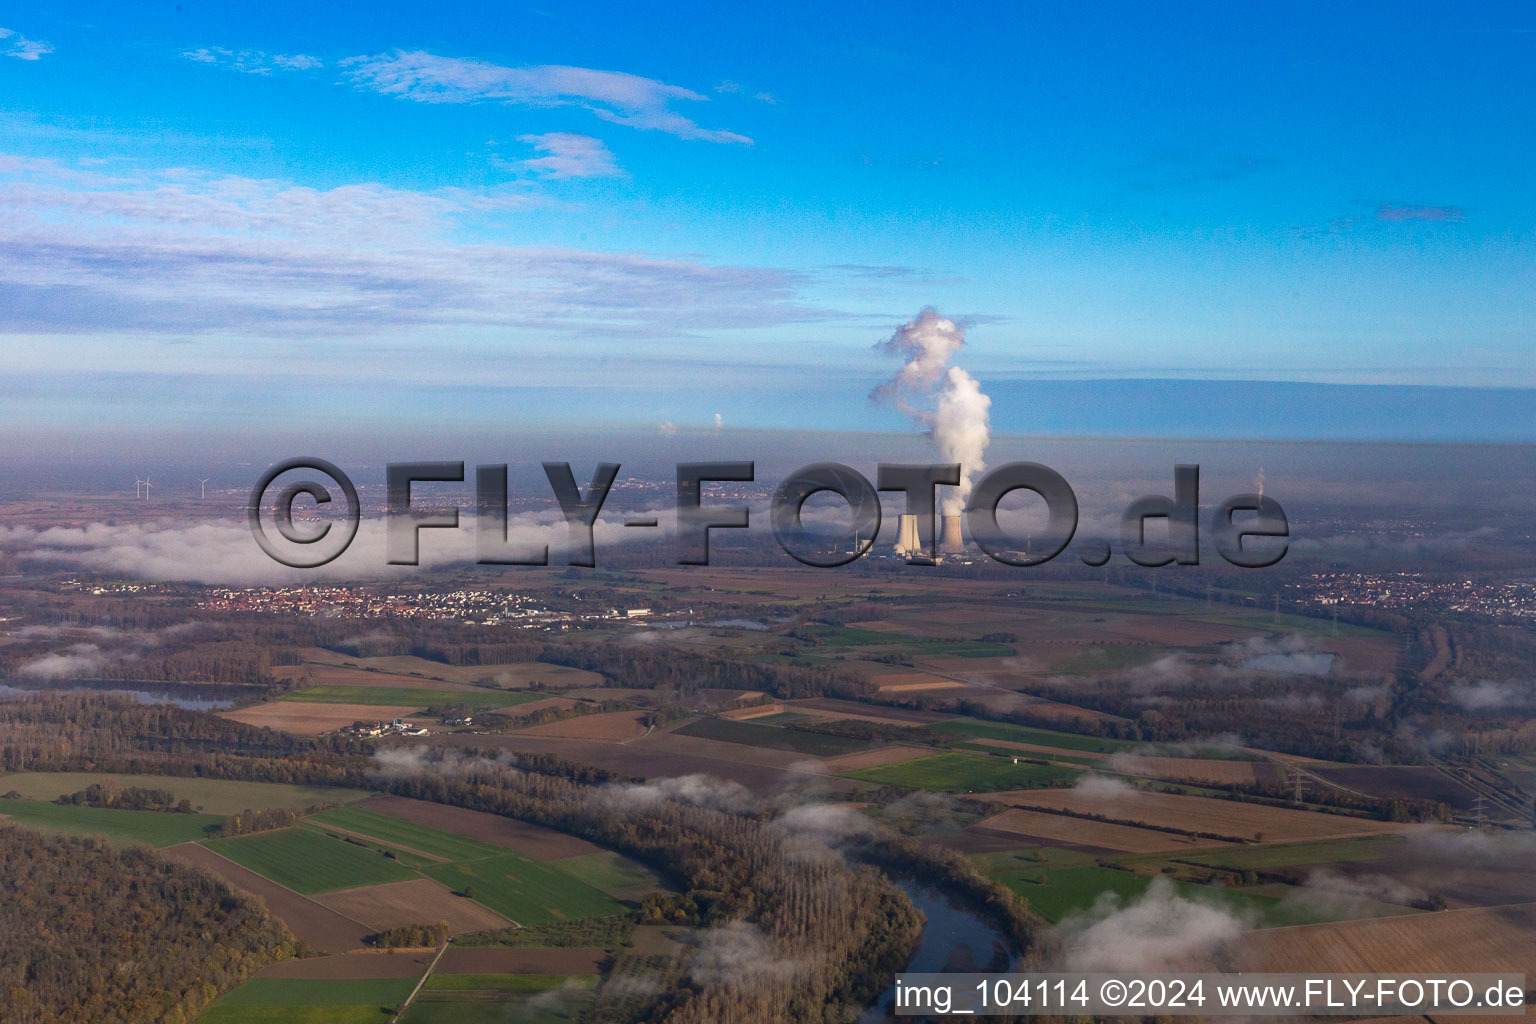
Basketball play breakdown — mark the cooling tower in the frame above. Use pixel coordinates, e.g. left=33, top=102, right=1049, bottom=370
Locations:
left=939, top=514, right=964, bottom=554
left=895, top=513, right=921, bottom=556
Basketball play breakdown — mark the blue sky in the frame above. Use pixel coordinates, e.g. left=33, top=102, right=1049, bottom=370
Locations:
left=2, top=1, right=1534, bottom=445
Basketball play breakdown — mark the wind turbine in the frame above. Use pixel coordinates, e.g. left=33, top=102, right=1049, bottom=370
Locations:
left=134, top=476, right=144, bottom=499
left=142, top=477, right=152, bottom=501
left=198, top=478, right=209, bottom=500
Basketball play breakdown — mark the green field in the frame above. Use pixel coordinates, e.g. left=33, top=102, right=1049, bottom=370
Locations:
left=205, top=827, right=419, bottom=894
left=0, top=798, right=224, bottom=846
left=200, top=978, right=417, bottom=1024
left=985, top=849, right=1287, bottom=924
left=1052, top=644, right=1164, bottom=674
left=927, top=718, right=1138, bottom=754
left=674, top=716, right=871, bottom=756
left=308, top=805, right=507, bottom=862
left=0, top=772, right=369, bottom=815
left=276, top=686, right=542, bottom=709
left=844, top=752, right=1080, bottom=792
left=300, top=823, right=441, bottom=870
left=952, top=741, right=1100, bottom=766
left=553, top=851, right=663, bottom=896
left=424, top=852, right=625, bottom=925
left=985, top=850, right=1156, bottom=922
left=424, top=974, right=599, bottom=992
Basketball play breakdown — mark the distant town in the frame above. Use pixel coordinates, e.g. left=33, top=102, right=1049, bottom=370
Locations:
left=1292, top=573, right=1536, bottom=620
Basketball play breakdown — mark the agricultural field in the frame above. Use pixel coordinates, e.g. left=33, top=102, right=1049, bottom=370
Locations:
left=275, top=663, right=472, bottom=692
left=403, top=974, right=596, bottom=1024
left=298, top=651, right=604, bottom=690
left=977, top=808, right=1231, bottom=853
left=1226, top=902, right=1536, bottom=975
left=957, top=738, right=1102, bottom=766
left=222, top=700, right=426, bottom=735
left=317, top=878, right=512, bottom=935
left=820, top=746, right=932, bottom=773
left=991, top=787, right=1414, bottom=843
left=1308, top=764, right=1483, bottom=810
left=438, top=947, right=611, bottom=972
left=310, top=805, right=510, bottom=862
left=926, top=718, right=1138, bottom=755
left=672, top=716, right=873, bottom=756
left=787, top=697, right=953, bottom=727
left=150, top=798, right=645, bottom=955
left=1104, top=754, right=1279, bottom=787
left=843, top=752, right=1081, bottom=792
left=199, top=977, right=418, bottom=1024
left=983, top=848, right=1407, bottom=928
left=0, top=771, right=371, bottom=814
left=160, top=843, right=374, bottom=954
left=793, top=624, right=1017, bottom=658
left=206, top=827, right=421, bottom=894
left=277, top=685, right=543, bottom=710
left=423, top=852, right=626, bottom=925
left=517, top=709, right=651, bottom=740
left=986, top=848, right=1193, bottom=923
left=0, top=797, right=223, bottom=846
left=552, top=851, right=666, bottom=899
left=357, top=796, right=605, bottom=860
left=1172, top=834, right=1407, bottom=871
left=1050, top=643, right=1163, bottom=674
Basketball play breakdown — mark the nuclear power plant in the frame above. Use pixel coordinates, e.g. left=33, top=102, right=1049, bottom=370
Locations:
left=892, top=513, right=967, bottom=560
left=939, top=514, right=964, bottom=554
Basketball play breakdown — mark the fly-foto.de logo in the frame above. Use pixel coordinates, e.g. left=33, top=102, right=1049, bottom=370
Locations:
left=247, top=458, right=1288, bottom=571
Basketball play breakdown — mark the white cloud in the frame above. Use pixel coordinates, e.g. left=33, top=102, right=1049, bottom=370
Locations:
left=1, top=27, right=53, bottom=61
left=1448, top=678, right=1530, bottom=712
left=517, top=132, right=623, bottom=179
left=0, top=506, right=679, bottom=585
left=342, top=51, right=751, bottom=144
left=0, top=154, right=821, bottom=346
left=1060, top=877, right=1255, bottom=972
left=688, top=921, right=802, bottom=985
left=183, top=47, right=323, bottom=75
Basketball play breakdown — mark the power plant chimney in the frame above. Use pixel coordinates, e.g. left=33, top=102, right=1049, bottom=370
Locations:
left=895, top=514, right=921, bottom=557
left=939, top=514, right=964, bottom=554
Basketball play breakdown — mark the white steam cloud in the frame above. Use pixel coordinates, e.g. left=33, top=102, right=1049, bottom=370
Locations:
left=873, top=308, right=992, bottom=515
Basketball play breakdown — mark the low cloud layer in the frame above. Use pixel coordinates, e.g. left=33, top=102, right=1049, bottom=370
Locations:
left=10, top=621, right=215, bottom=678
left=1059, top=877, right=1254, bottom=972
left=0, top=505, right=678, bottom=585
left=689, top=921, right=802, bottom=985
left=601, top=774, right=755, bottom=814
left=1448, top=678, right=1531, bottom=712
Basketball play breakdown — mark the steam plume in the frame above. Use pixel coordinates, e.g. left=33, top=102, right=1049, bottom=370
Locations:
left=873, top=307, right=992, bottom=515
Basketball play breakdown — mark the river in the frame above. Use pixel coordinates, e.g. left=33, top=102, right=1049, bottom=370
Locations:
left=860, top=880, right=1016, bottom=1022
